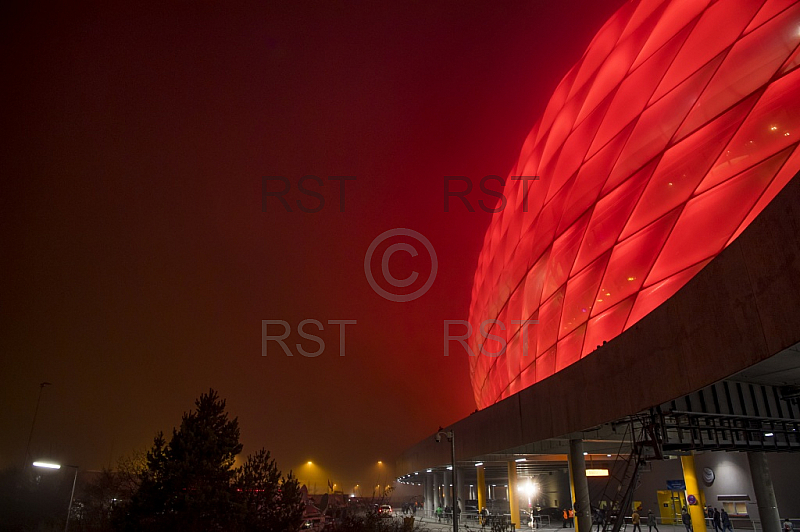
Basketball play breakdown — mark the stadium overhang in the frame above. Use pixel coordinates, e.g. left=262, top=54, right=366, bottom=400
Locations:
left=398, top=170, right=800, bottom=477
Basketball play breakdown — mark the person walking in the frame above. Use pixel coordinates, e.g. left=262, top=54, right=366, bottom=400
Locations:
left=713, top=508, right=721, bottom=532
left=647, top=509, right=659, bottom=532
left=720, top=509, right=734, bottom=532
left=436, top=504, right=443, bottom=522
left=632, top=509, right=642, bottom=532
left=563, top=509, right=569, bottom=528
left=681, top=507, right=692, bottom=532
left=595, top=507, right=606, bottom=532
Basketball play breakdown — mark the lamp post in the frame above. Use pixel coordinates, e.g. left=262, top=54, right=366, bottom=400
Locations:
left=436, top=428, right=457, bottom=532
left=33, top=461, right=78, bottom=532
left=23, top=382, right=51, bottom=469
left=524, top=478, right=538, bottom=528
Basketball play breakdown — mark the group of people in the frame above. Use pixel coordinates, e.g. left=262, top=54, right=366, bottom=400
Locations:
left=562, top=507, right=575, bottom=527
left=587, top=505, right=657, bottom=532
left=593, top=504, right=734, bottom=532
left=627, top=508, right=658, bottom=532
left=434, top=504, right=460, bottom=522
left=430, top=500, right=794, bottom=532
left=400, top=502, right=418, bottom=516
left=679, top=506, right=733, bottom=532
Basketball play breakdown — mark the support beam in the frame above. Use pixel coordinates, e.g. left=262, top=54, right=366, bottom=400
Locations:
left=433, top=472, right=441, bottom=514
left=424, top=474, right=431, bottom=516
left=477, top=465, right=487, bottom=513
left=444, top=469, right=453, bottom=508
left=456, top=467, right=464, bottom=511
left=747, top=452, right=781, bottom=532
left=568, top=439, right=592, bottom=532
left=680, top=453, right=707, bottom=532
left=507, top=461, right=520, bottom=529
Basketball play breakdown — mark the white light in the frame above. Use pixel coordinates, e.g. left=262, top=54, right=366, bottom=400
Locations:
left=765, top=432, right=774, bottom=437
left=607, top=454, right=612, bottom=457
left=583, top=452, right=588, bottom=456
left=475, top=462, right=484, bottom=467
left=586, top=469, right=609, bottom=477
left=32, top=461, right=61, bottom=469
left=515, top=458, right=526, bottom=462
left=447, top=466, right=453, bottom=470
left=415, top=472, right=419, bottom=475
left=524, top=479, right=539, bottom=497
left=426, top=469, right=432, bottom=473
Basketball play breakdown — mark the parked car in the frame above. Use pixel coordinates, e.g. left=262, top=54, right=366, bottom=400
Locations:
left=379, top=505, right=393, bottom=518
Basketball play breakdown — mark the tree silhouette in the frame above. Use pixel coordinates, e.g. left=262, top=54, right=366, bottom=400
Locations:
left=113, top=389, right=305, bottom=531
left=116, top=388, right=242, bottom=530
left=233, top=448, right=305, bottom=531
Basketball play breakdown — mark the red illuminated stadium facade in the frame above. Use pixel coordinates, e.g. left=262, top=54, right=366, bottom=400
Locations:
left=468, top=0, right=800, bottom=409
left=396, top=1, right=800, bottom=529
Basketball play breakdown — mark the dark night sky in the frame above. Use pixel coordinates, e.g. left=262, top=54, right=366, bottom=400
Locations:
left=1, top=1, right=624, bottom=489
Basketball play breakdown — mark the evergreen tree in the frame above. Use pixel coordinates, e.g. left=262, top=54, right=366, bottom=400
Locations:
left=114, top=389, right=304, bottom=531
left=116, top=388, right=242, bottom=531
left=232, top=449, right=305, bottom=532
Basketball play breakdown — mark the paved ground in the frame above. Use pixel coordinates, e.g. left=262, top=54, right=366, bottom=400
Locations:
left=404, top=515, right=701, bottom=532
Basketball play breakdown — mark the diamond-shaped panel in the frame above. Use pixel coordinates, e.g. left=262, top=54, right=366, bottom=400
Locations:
left=469, top=0, right=800, bottom=409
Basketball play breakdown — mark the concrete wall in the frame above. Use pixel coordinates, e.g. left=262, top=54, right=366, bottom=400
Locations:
left=397, top=172, right=800, bottom=476
left=633, top=452, right=800, bottom=522
left=532, top=470, right=571, bottom=509
left=765, top=453, right=800, bottom=518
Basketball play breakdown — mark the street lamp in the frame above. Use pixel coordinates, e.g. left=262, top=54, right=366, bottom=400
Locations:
left=33, top=461, right=78, bottom=532
left=302, top=461, right=317, bottom=493
left=436, top=428, right=457, bottom=532
left=23, top=382, right=52, bottom=469
left=524, top=478, right=539, bottom=527
left=376, top=460, right=387, bottom=497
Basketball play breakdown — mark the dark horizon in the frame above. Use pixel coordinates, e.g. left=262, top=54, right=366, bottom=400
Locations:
left=1, top=1, right=625, bottom=490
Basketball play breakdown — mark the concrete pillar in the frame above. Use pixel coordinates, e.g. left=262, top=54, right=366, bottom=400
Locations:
left=433, top=472, right=441, bottom=512
left=747, top=452, right=781, bottom=532
left=477, top=465, right=487, bottom=511
left=423, top=475, right=430, bottom=516
left=444, top=469, right=453, bottom=507
left=456, top=467, right=464, bottom=511
left=680, top=453, right=708, bottom=532
left=507, top=461, right=520, bottom=528
left=568, top=439, right=592, bottom=532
